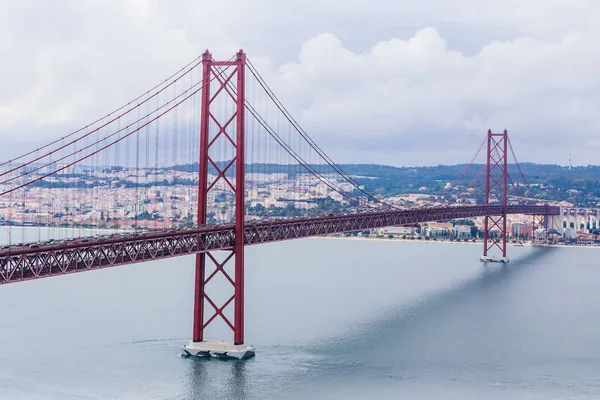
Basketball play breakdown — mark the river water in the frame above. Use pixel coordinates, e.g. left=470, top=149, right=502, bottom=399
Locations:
left=0, top=235, right=599, bottom=399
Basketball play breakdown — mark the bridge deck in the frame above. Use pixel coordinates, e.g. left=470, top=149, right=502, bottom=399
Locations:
left=0, top=205, right=559, bottom=284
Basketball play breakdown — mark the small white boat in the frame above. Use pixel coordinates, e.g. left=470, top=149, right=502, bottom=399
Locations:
left=480, top=255, right=510, bottom=263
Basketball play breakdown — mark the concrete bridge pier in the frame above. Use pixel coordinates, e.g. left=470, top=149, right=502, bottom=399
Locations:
left=548, top=210, right=564, bottom=236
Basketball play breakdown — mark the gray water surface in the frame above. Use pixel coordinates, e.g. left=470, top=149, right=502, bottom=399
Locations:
left=0, top=238, right=599, bottom=399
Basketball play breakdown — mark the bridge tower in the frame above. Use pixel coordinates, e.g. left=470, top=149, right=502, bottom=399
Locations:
left=183, top=50, right=255, bottom=359
left=481, top=129, right=509, bottom=263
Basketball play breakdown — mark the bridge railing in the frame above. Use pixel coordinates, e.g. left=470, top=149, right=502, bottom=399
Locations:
left=0, top=204, right=559, bottom=285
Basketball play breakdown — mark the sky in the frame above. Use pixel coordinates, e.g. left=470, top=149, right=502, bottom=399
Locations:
left=0, top=0, right=599, bottom=167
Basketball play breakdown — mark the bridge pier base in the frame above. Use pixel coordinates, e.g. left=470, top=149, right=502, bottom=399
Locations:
left=480, top=255, right=510, bottom=263
left=182, top=340, right=255, bottom=360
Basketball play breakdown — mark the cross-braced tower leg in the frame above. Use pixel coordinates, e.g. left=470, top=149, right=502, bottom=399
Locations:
left=481, top=129, right=509, bottom=263
left=183, top=50, right=254, bottom=360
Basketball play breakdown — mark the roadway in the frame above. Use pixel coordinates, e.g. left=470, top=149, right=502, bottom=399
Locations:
left=0, top=204, right=559, bottom=284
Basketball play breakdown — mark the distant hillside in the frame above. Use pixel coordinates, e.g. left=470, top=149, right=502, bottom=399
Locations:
left=169, top=161, right=600, bottom=207
left=338, top=163, right=600, bottom=207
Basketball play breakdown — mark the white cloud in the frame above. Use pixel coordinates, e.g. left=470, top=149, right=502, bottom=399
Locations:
left=266, top=24, right=600, bottom=164
left=1, top=0, right=599, bottom=165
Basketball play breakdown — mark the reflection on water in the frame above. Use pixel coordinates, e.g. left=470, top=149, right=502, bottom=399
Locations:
left=227, top=361, right=248, bottom=400
left=261, top=246, right=561, bottom=394
left=186, top=358, right=208, bottom=399
left=183, top=357, right=249, bottom=400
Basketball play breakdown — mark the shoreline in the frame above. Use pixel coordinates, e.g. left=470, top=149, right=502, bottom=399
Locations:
left=316, top=235, right=600, bottom=249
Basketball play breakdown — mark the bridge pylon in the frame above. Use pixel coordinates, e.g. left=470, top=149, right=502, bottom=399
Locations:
left=480, top=129, right=510, bottom=263
left=182, top=50, right=255, bottom=359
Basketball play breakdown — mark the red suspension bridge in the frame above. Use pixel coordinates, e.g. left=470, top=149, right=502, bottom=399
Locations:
left=0, top=50, right=558, bottom=359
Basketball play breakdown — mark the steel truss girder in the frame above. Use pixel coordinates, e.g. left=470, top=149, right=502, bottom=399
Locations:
left=0, top=204, right=558, bottom=285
